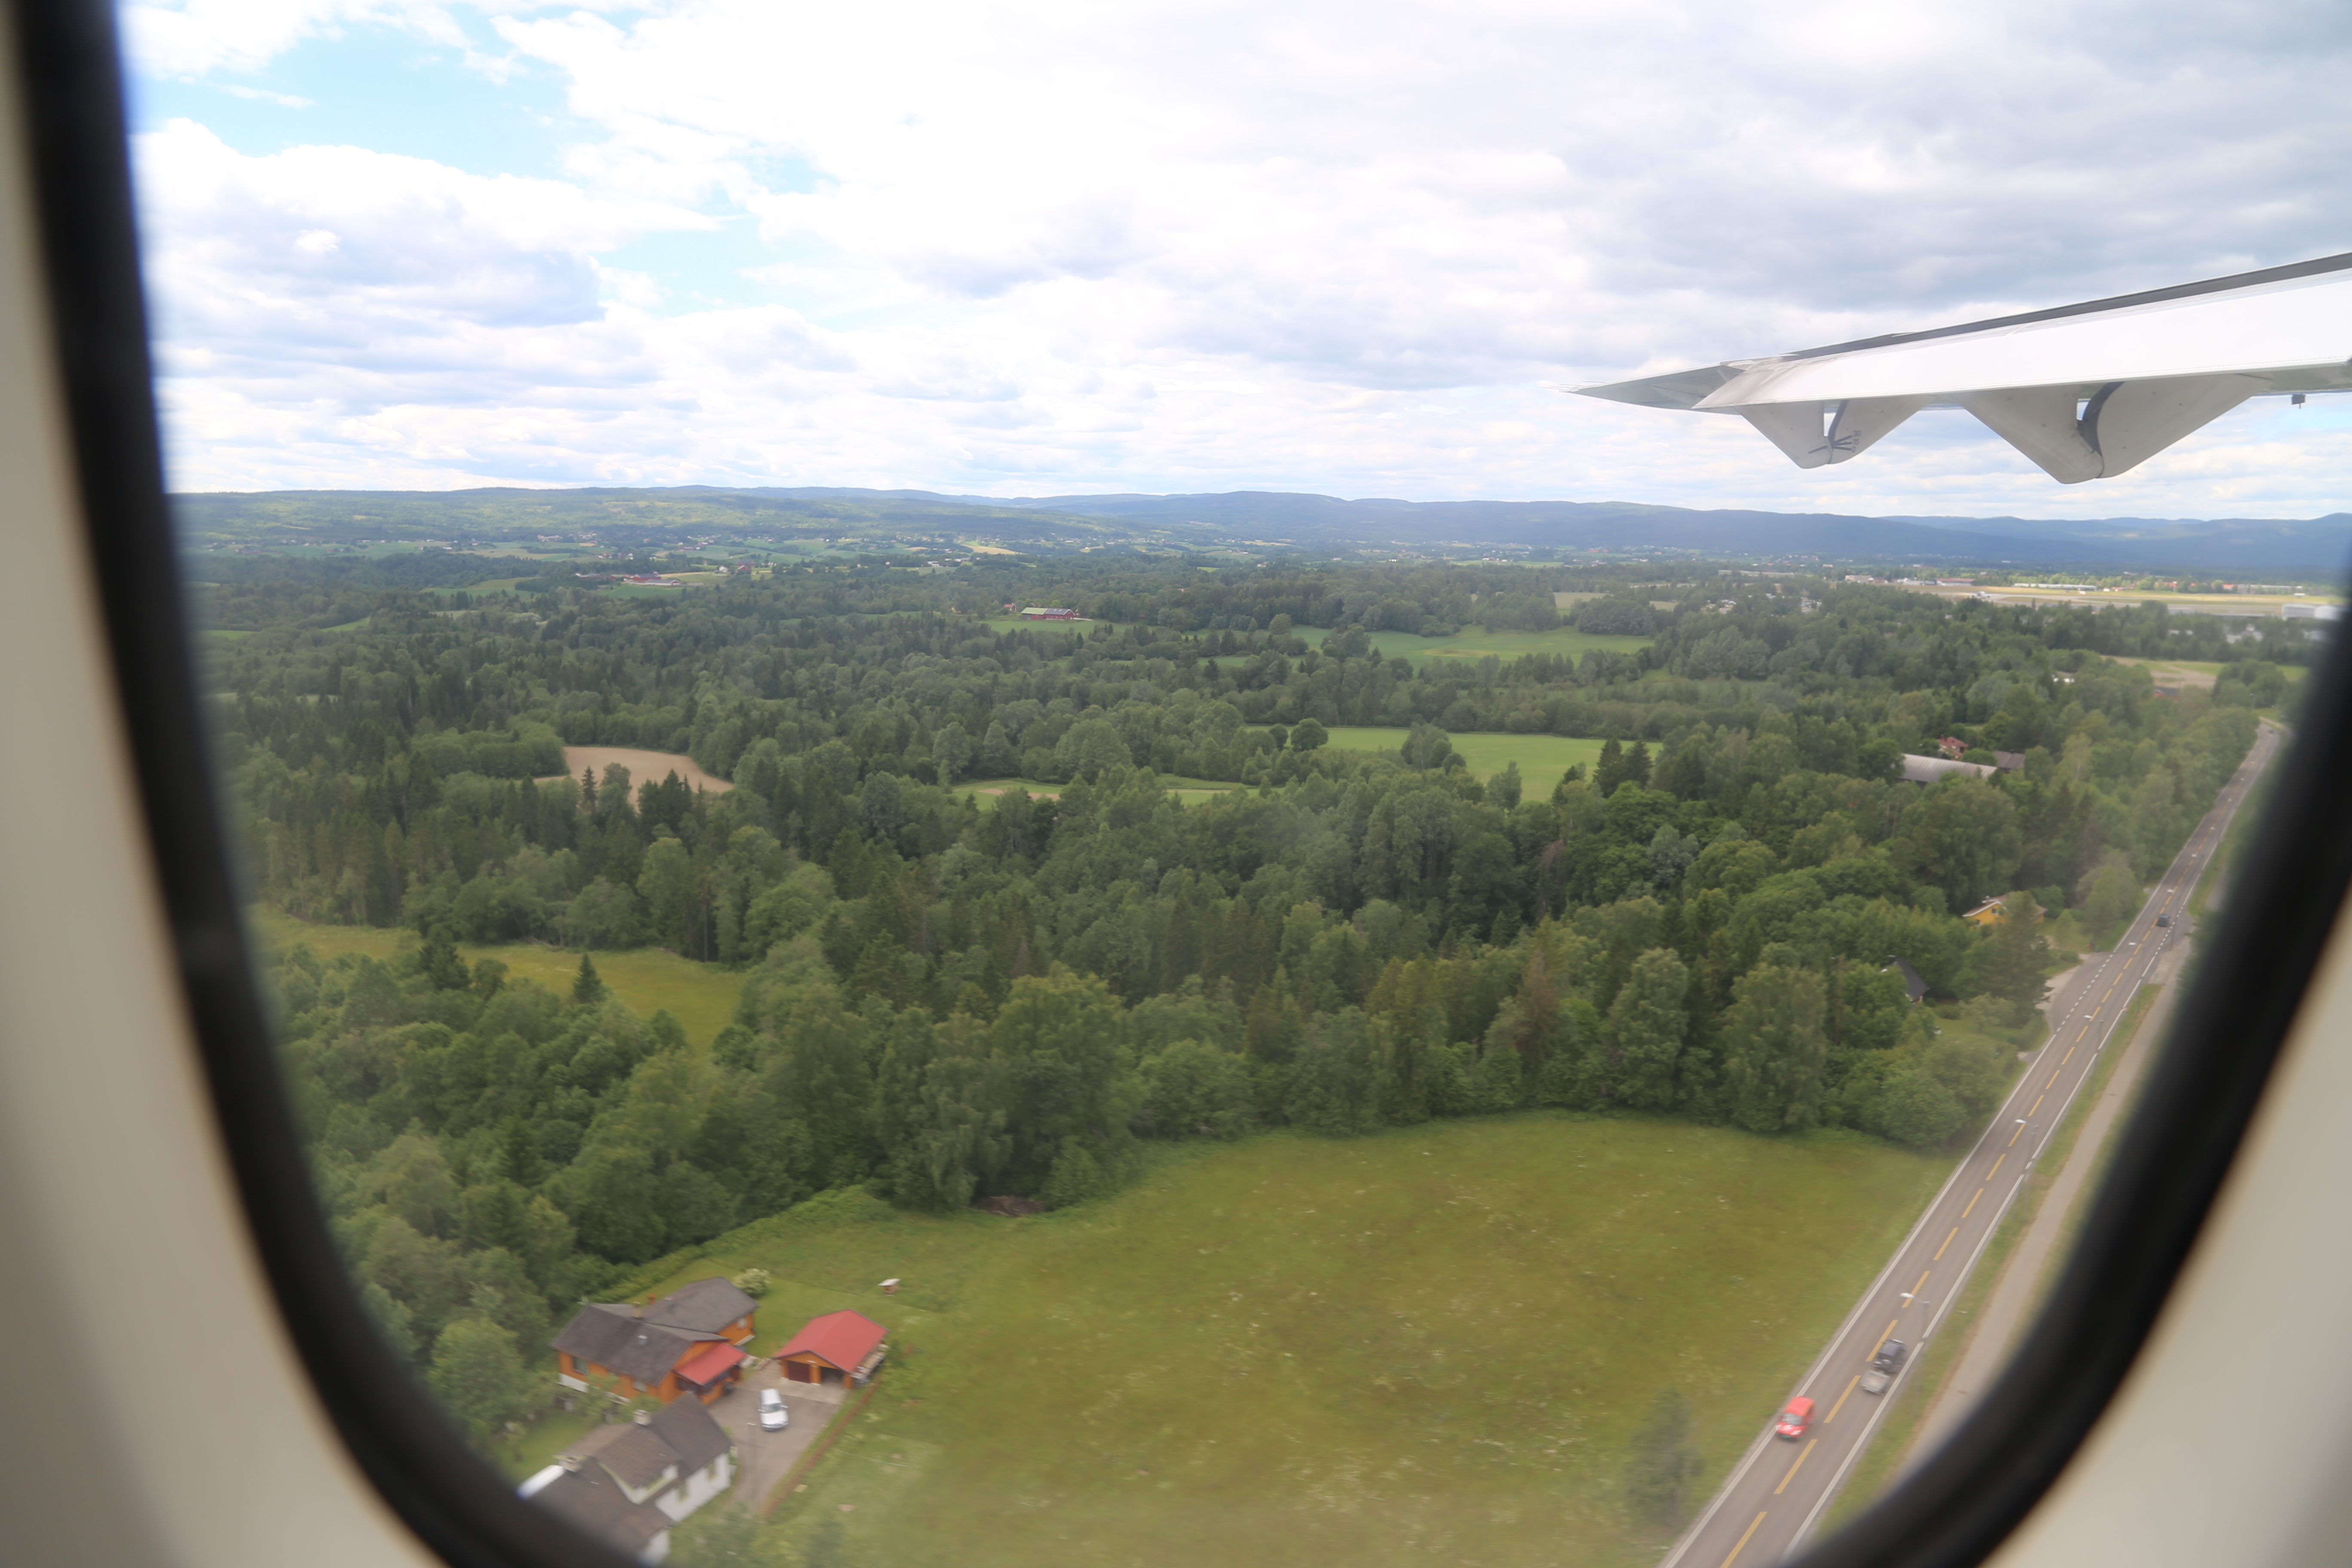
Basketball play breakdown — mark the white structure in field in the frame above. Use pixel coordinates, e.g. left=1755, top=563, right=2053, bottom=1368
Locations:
left=1575, top=252, right=2352, bottom=482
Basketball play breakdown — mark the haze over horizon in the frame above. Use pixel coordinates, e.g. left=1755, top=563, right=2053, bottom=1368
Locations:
left=122, top=1, right=2352, bottom=518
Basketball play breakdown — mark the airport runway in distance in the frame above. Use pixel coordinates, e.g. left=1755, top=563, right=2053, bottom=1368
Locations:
left=1660, top=720, right=2282, bottom=1568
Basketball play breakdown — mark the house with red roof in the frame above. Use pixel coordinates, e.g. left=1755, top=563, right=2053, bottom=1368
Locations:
left=775, top=1309, right=888, bottom=1387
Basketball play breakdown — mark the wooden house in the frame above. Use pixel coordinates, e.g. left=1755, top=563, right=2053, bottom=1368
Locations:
left=775, top=1309, right=887, bottom=1387
left=551, top=1277, right=758, bottom=1406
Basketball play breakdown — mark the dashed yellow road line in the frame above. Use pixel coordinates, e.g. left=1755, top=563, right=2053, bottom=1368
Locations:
left=1824, top=1374, right=1860, bottom=1425
left=1871, top=1317, right=1899, bottom=1354
left=2062, top=1047, right=2076, bottom=1064
left=2008, top=1122, right=2025, bottom=1146
left=1988, top=1154, right=2005, bottom=1178
left=1963, top=1187, right=1984, bottom=1218
left=2030, top=1095, right=2044, bottom=1116
left=1722, top=1511, right=1768, bottom=1568
left=1935, top=1225, right=1959, bottom=1260
left=2047, top=1070, right=2061, bottom=1087
left=1907, top=1269, right=1931, bottom=1304
left=1775, top=1439, right=1818, bottom=1494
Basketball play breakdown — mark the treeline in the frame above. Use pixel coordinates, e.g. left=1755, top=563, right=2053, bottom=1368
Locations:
left=222, top=559, right=2275, bottom=1366
left=270, top=878, right=2037, bottom=1379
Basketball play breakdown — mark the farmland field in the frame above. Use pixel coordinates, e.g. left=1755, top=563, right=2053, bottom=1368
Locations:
left=655, top=1115, right=1949, bottom=1568
left=247, top=909, right=746, bottom=1049
left=1299, top=728, right=1611, bottom=796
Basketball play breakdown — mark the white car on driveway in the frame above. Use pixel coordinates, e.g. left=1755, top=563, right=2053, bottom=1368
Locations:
left=758, top=1388, right=789, bottom=1431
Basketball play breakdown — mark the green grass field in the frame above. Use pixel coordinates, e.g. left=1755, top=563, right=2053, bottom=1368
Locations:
left=1362, top=627, right=1655, bottom=669
left=965, top=620, right=1653, bottom=672
left=1297, top=728, right=1610, bottom=796
left=247, top=909, right=747, bottom=1049
left=645, top=1115, right=1948, bottom=1568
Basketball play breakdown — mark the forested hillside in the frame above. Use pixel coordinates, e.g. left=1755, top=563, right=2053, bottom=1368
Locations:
left=217, top=558, right=2276, bottom=1381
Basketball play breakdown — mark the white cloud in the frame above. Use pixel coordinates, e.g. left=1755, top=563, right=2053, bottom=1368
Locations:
left=219, top=84, right=318, bottom=108
left=126, top=0, right=2352, bottom=514
left=122, top=0, right=465, bottom=78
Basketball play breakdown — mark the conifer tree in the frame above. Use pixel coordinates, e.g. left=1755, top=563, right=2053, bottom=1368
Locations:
left=1595, top=737, right=1628, bottom=794
left=572, top=953, right=606, bottom=1005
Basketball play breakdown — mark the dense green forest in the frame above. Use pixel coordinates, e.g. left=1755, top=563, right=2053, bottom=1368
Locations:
left=220, top=556, right=2287, bottom=1379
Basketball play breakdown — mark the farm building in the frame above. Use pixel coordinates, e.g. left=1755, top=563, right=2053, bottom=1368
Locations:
left=1019, top=606, right=1079, bottom=619
left=551, top=1277, right=759, bottom=1406
left=775, top=1309, right=888, bottom=1387
left=1963, top=897, right=2008, bottom=927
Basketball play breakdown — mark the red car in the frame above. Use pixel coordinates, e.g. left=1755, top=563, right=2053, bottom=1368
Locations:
left=1774, top=1396, right=1815, bottom=1440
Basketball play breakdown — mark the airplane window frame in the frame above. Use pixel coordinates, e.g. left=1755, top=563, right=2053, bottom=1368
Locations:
left=15, top=1, right=2352, bottom=1564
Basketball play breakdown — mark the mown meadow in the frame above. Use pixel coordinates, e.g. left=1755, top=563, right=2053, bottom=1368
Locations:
left=249, top=908, right=747, bottom=1049
left=648, top=1115, right=1949, bottom=1568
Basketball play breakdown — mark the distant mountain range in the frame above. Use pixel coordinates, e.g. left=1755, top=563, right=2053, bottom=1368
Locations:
left=174, top=484, right=2352, bottom=575
left=963, top=490, right=2352, bottom=572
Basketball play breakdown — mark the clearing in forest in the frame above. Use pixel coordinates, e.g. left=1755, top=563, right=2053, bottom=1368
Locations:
left=653, top=1115, right=1949, bottom=1568
left=1361, top=626, right=1653, bottom=668
left=1304, top=728, right=1610, bottom=795
left=541, top=746, right=733, bottom=795
left=247, top=909, right=746, bottom=1049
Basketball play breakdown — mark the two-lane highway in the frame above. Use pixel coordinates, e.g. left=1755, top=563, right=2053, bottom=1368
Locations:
left=1660, top=721, right=2282, bottom=1568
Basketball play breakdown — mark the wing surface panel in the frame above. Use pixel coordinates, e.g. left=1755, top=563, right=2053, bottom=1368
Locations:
left=1573, top=255, right=2352, bottom=481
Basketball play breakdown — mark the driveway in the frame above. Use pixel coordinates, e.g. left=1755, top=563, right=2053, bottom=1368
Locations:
left=704, top=1371, right=844, bottom=1512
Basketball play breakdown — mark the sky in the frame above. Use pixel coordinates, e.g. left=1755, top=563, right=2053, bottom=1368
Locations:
left=119, top=0, right=2352, bottom=517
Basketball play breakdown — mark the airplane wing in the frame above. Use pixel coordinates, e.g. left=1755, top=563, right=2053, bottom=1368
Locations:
left=1573, top=251, right=2352, bottom=482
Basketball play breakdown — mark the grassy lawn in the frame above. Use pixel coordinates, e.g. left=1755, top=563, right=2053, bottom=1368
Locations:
left=648, top=1114, right=1949, bottom=1568
left=247, top=908, right=747, bottom=1049
left=1298, top=728, right=1611, bottom=796
left=499, top=1404, right=605, bottom=1483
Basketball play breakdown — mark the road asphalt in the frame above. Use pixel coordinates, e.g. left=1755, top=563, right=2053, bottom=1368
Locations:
left=1655, top=722, right=2281, bottom=1568
left=1897, top=930, right=2187, bottom=1470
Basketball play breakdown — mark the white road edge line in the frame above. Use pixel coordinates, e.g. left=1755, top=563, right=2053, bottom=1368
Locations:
left=1782, top=728, right=2268, bottom=1555
left=1651, top=728, right=2270, bottom=1568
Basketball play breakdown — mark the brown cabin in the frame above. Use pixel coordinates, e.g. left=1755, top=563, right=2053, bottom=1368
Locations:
left=774, top=1309, right=888, bottom=1387
left=551, top=1277, right=759, bottom=1406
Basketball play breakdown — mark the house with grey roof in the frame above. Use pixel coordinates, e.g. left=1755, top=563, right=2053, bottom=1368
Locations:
left=519, top=1398, right=736, bottom=1564
left=551, top=1277, right=759, bottom=1406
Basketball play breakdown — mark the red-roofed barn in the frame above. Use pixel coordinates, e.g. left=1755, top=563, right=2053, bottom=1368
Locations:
left=775, top=1310, right=888, bottom=1387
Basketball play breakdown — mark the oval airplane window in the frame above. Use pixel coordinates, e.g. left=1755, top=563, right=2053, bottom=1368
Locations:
left=22, top=2, right=2352, bottom=1567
